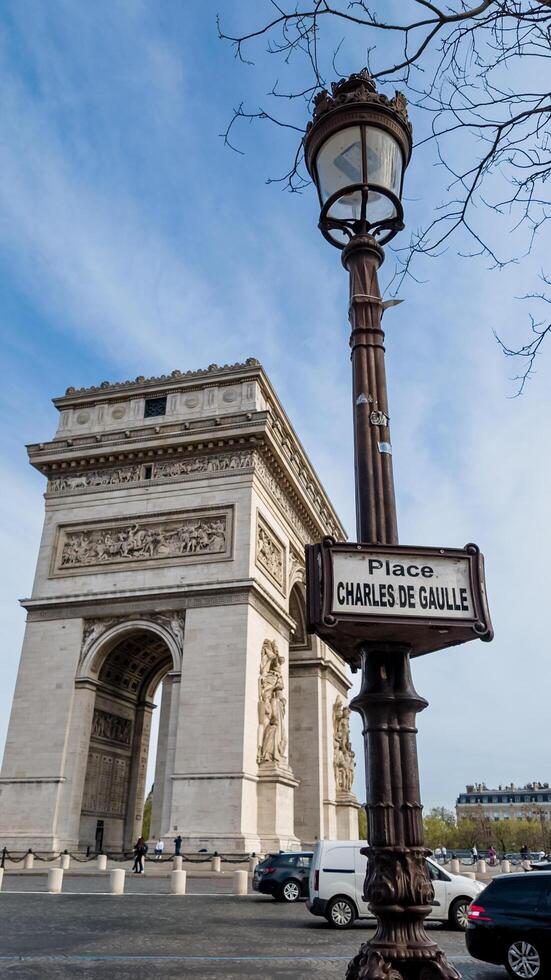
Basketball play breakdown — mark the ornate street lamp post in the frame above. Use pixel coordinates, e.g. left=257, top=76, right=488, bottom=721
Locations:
left=304, top=71, right=463, bottom=980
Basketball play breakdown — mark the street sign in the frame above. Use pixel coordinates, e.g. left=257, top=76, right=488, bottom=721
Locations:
left=306, top=539, right=493, bottom=664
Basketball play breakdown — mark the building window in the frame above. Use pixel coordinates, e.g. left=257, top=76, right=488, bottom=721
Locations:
left=144, top=397, right=167, bottom=418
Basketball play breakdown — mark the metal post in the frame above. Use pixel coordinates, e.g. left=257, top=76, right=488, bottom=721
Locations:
left=342, top=234, right=460, bottom=980
left=342, top=234, right=398, bottom=546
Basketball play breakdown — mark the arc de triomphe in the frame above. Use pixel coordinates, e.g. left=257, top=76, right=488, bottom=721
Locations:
left=0, top=359, right=359, bottom=853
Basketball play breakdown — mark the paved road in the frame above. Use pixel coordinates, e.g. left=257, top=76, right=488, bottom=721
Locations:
left=0, top=889, right=506, bottom=979
left=3, top=873, right=235, bottom=894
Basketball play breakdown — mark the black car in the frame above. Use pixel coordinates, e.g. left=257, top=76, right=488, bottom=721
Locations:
left=252, top=851, right=313, bottom=902
left=466, top=871, right=551, bottom=978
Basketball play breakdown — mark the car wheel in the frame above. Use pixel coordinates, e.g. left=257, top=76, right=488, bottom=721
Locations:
left=326, top=896, right=356, bottom=929
left=448, top=897, right=470, bottom=931
left=280, top=879, right=301, bottom=903
left=506, top=939, right=545, bottom=979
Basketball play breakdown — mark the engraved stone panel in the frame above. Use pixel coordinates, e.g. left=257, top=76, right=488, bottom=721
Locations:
left=256, top=513, right=286, bottom=591
left=82, top=750, right=130, bottom=818
left=52, top=507, right=232, bottom=575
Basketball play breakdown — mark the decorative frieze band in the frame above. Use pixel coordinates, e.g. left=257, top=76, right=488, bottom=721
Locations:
left=47, top=449, right=254, bottom=494
left=52, top=508, right=232, bottom=576
left=254, top=455, right=312, bottom=546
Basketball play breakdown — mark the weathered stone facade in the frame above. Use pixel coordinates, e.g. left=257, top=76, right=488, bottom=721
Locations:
left=0, top=360, right=358, bottom=852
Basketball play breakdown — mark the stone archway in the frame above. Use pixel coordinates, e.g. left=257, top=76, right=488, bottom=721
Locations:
left=78, top=626, right=178, bottom=852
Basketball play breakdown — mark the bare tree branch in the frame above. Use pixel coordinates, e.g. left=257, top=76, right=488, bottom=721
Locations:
left=218, top=1, right=551, bottom=383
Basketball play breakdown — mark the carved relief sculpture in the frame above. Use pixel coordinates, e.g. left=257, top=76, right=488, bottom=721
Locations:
left=79, top=611, right=186, bottom=668
left=333, top=696, right=355, bottom=794
left=48, top=450, right=254, bottom=493
left=55, top=510, right=229, bottom=573
left=256, top=515, right=285, bottom=589
left=257, top=639, right=287, bottom=766
left=91, top=708, right=132, bottom=746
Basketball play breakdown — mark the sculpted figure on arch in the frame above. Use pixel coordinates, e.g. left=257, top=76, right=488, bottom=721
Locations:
left=333, top=696, right=355, bottom=793
left=257, top=639, right=287, bottom=766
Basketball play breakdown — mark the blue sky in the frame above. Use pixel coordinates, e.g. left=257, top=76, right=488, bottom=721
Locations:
left=1, top=0, right=550, bottom=816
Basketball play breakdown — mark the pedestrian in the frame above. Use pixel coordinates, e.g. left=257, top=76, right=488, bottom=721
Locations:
left=174, top=835, right=182, bottom=856
left=154, top=838, right=164, bottom=861
left=441, top=845, right=448, bottom=864
left=471, top=844, right=478, bottom=865
left=132, top=836, right=147, bottom=874
left=434, top=845, right=442, bottom=863
left=520, top=844, right=529, bottom=860
left=487, top=845, right=496, bottom=867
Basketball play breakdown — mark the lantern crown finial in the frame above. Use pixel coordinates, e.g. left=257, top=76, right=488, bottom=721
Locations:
left=310, top=69, right=411, bottom=132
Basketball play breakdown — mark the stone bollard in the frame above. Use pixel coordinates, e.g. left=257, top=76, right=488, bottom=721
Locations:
left=48, top=868, right=63, bottom=893
left=110, top=869, right=125, bottom=895
left=97, top=853, right=108, bottom=871
left=461, top=872, right=476, bottom=880
left=24, top=852, right=34, bottom=870
left=476, top=860, right=487, bottom=874
left=450, top=859, right=460, bottom=875
left=211, top=855, right=221, bottom=872
left=233, top=869, right=248, bottom=895
left=171, top=870, right=187, bottom=895
left=522, top=860, right=531, bottom=872
left=60, top=853, right=70, bottom=870
left=249, top=855, right=258, bottom=872
left=173, top=855, right=183, bottom=871
left=501, top=859, right=511, bottom=874
left=0, top=868, right=4, bottom=891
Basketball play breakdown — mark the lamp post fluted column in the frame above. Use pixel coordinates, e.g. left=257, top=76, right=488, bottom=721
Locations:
left=343, top=233, right=398, bottom=546
left=342, top=235, right=460, bottom=980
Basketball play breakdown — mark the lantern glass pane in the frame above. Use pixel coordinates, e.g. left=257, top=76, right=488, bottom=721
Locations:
left=364, top=127, right=402, bottom=196
left=367, top=189, right=397, bottom=224
left=327, top=189, right=363, bottom=224
left=316, top=126, right=362, bottom=203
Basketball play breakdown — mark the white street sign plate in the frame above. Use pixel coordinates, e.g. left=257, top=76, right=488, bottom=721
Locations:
left=331, top=551, right=474, bottom=621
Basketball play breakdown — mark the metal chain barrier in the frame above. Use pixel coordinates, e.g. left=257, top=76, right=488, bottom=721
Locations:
left=2, top=845, right=256, bottom=867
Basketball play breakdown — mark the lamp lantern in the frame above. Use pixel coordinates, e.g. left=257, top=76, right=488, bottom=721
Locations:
left=304, top=69, right=412, bottom=248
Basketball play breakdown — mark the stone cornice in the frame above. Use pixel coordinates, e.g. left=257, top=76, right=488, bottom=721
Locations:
left=55, top=358, right=262, bottom=403
left=288, top=654, right=351, bottom=692
left=28, top=413, right=266, bottom=465
left=21, top=578, right=296, bottom=632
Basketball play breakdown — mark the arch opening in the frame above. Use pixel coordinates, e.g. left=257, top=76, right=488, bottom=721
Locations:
left=79, top=629, right=173, bottom=853
left=289, top=583, right=309, bottom=651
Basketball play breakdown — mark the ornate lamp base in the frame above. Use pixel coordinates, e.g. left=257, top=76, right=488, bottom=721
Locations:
left=347, top=645, right=462, bottom=980
left=347, top=945, right=460, bottom=980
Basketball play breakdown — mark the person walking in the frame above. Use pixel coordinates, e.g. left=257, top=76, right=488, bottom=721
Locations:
left=487, top=845, right=497, bottom=867
left=434, top=846, right=442, bottom=864
left=441, top=845, right=448, bottom=865
left=132, top=836, right=147, bottom=874
left=174, top=835, right=182, bottom=856
left=154, top=838, right=164, bottom=861
left=471, top=844, right=479, bottom=866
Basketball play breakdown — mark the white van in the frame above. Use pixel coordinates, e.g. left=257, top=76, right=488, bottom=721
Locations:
left=308, top=840, right=485, bottom=929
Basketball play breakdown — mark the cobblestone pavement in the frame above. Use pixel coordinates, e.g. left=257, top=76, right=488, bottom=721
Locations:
left=0, top=887, right=506, bottom=979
